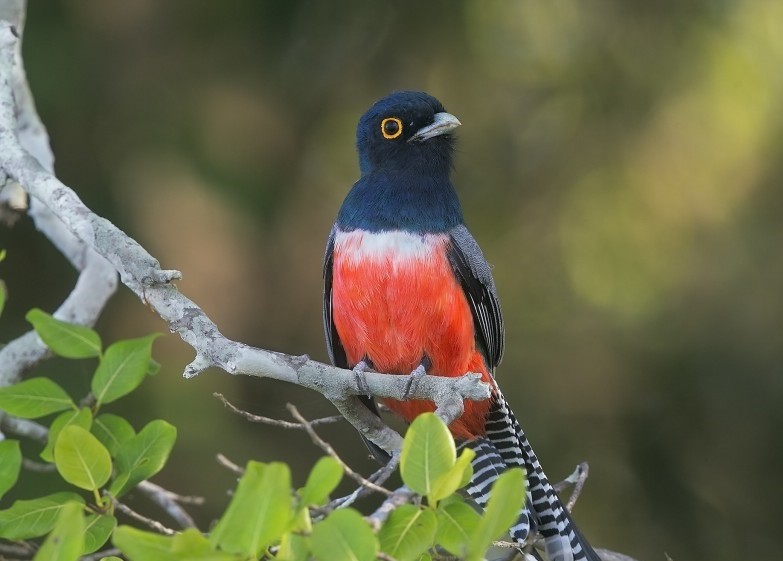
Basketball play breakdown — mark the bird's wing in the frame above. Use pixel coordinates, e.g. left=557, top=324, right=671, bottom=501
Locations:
left=323, top=225, right=348, bottom=368
left=323, top=225, right=390, bottom=464
left=446, top=224, right=505, bottom=371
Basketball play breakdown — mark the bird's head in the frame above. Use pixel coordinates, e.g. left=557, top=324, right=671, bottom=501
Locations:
left=356, top=91, right=461, bottom=176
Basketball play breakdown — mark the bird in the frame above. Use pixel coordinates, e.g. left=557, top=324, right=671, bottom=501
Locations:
left=323, top=91, right=600, bottom=561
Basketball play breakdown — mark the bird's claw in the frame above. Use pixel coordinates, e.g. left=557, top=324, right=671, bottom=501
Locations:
left=403, top=363, right=427, bottom=399
left=353, top=360, right=373, bottom=398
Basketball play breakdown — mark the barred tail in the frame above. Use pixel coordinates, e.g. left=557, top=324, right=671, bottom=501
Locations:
left=474, top=388, right=601, bottom=561
left=458, top=437, right=536, bottom=543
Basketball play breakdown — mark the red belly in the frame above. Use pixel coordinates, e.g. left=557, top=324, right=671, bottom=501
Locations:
left=331, top=231, right=492, bottom=439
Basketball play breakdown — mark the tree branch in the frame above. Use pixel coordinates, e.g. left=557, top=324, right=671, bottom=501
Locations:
left=287, top=403, right=394, bottom=497
left=109, top=495, right=176, bottom=536
left=366, top=485, right=416, bottom=531
left=0, top=0, right=117, bottom=387
left=214, top=392, right=345, bottom=429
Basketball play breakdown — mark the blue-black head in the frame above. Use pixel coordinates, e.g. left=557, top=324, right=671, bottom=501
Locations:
left=356, top=91, right=460, bottom=177
left=338, top=91, right=464, bottom=233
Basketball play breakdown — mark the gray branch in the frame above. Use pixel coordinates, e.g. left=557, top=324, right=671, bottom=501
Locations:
left=0, top=0, right=117, bottom=387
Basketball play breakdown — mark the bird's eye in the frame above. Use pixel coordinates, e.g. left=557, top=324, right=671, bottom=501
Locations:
left=381, top=117, right=403, bottom=140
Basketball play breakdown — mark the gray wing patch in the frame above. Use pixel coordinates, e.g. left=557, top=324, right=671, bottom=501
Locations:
left=447, top=224, right=504, bottom=370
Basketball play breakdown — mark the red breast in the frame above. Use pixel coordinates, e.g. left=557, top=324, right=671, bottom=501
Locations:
left=331, top=229, right=493, bottom=439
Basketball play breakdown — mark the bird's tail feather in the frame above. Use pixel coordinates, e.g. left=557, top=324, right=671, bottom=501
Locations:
left=482, top=388, right=601, bottom=561
left=458, top=437, right=536, bottom=543
left=357, top=395, right=393, bottom=464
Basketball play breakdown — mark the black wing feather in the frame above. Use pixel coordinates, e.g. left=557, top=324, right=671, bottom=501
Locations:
left=446, top=225, right=505, bottom=372
left=323, top=227, right=348, bottom=368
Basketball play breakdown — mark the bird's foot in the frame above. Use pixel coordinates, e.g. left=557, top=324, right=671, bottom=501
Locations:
left=353, top=359, right=374, bottom=398
left=403, top=362, right=428, bottom=399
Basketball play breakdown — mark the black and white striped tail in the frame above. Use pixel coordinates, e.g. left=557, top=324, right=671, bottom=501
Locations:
left=460, top=437, right=537, bottom=543
left=461, top=388, right=601, bottom=561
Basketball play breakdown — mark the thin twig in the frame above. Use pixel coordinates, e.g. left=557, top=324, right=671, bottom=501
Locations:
left=142, top=482, right=203, bottom=505
left=553, top=461, right=590, bottom=512
left=81, top=548, right=122, bottom=561
left=366, top=486, right=416, bottom=530
left=551, top=461, right=591, bottom=513
left=214, top=392, right=345, bottom=428
left=368, top=456, right=399, bottom=486
left=21, top=458, right=56, bottom=472
left=324, top=452, right=401, bottom=512
left=0, top=541, right=35, bottom=557
left=565, top=462, right=589, bottom=512
left=110, top=495, right=176, bottom=536
left=0, top=416, right=48, bottom=442
left=137, top=480, right=202, bottom=529
left=493, top=540, right=520, bottom=549
left=287, top=404, right=393, bottom=497
left=216, top=453, right=245, bottom=476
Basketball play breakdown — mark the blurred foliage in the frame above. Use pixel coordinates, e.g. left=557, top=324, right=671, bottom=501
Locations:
left=1, top=1, right=782, bottom=560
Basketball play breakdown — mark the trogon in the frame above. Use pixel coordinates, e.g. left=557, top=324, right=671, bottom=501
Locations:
left=323, top=91, right=600, bottom=561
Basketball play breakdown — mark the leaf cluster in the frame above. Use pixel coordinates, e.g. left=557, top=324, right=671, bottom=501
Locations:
left=0, top=309, right=174, bottom=559
left=111, top=413, right=525, bottom=561
left=1, top=308, right=528, bottom=560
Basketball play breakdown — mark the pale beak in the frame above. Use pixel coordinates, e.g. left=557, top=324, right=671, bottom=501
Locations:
left=408, top=112, right=461, bottom=142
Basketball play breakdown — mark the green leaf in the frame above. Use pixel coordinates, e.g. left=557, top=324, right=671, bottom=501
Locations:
left=400, top=413, right=456, bottom=498
left=113, top=525, right=177, bottom=561
left=434, top=495, right=481, bottom=556
left=0, top=377, right=75, bottom=418
left=378, top=505, right=437, bottom=561
left=33, top=501, right=84, bottom=561
left=429, top=446, right=475, bottom=503
left=147, top=357, right=161, bottom=375
left=288, top=504, right=312, bottom=534
left=209, top=461, right=292, bottom=557
left=0, top=492, right=85, bottom=539
left=171, top=529, right=239, bottom=560
left=83, top=513, right=116, bottom=554
left=311, top=508, right=379, bottom=561
left=54, top=425, right=112, bottom=491
left=466, top=468, right=526, bottom=561
left=41, top=407, right=93, bottom=462
left=26, top=308, right=101, bottom=359
left=92, top=334, right=161, bottom=406
left=0, top=279, right=6, bottom=318
left=109, top=419, right=176, bottom=497
left=278, top=532, right=310, bottom=561
left=298, top=456, right=343, bottom=507
left=170, top=528, right=214, bottom=554
left=0, top=440, right=22, bottom=500
left=92, top=413, right=136, bottom=457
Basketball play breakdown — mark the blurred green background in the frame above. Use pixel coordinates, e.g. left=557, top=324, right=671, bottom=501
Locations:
left=2, top=1, right=782, bottom=560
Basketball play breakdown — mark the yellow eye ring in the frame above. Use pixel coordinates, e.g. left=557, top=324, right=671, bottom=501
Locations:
left=381, top=117, right=403, bottom=139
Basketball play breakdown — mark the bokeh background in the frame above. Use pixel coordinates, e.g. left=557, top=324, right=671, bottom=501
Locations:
left=2, top=1, right=782, bottom=560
